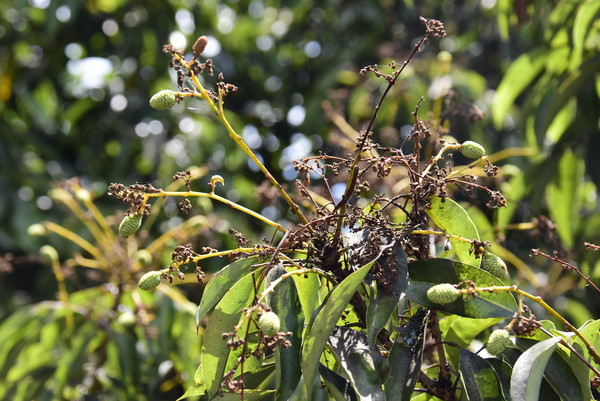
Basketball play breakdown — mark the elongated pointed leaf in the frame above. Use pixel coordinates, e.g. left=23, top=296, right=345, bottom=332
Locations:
left=319, top=363, right=359, bottom=401
left=426, top=196, right=480, bottom=266
left=516, top=338, right=589, bottom=401
left=407, top=258, right=517, bottom=318
left=386, top=309, right=428, bottom=401
left=301, top=257, right=379, bottom=399
left=486, top=358, right=512, bottom=401
left=366, top=243, right=408, bottom=349
left=546, top=150, right=582, bottom=249
left=572, top=319, right=600, bottom=382
left=492, top=49, right=546, bottom=129
left=292, top=270, right=321, bottom=324
left=510, top=337, right=561, bottom=401
left=460, top=349, right=505, bottom=401
left=440, top=315, right=501, bottom=369
left=267, top=265, right=303, bottom=401
left=328, top=327, right=385, bottom=401
left=196, top=256, right=261, bottom=329
left=178, top=384, right=205, bottom=400
left=196, top=268, right=263, bottom=397
left=212, top=390, right=276, bottom=400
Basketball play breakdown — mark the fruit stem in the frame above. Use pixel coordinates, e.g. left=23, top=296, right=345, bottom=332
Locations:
left=145, top=189, right=286, bottom=233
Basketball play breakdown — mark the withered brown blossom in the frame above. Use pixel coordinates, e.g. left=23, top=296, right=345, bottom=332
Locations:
left=420, top=17, right=447, bottom=39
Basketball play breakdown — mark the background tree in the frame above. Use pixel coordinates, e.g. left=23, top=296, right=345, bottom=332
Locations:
left=0, top=0, right=599, bottom=399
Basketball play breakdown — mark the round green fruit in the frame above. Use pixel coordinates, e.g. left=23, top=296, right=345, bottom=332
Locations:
left=149, top=90, right=178, bottom=110
left=427, top=283, right=460, bottom=305
left=138, top=271, right=162, bottom=291
left=486, top=329, right=512, bottom=355
left=258, top=311, right=281, bottom=336
left=119, top=214, right=142, bottom=238
left=459, top=141, right=486, bottom=159
left=482, top=251, right=508, bottom=280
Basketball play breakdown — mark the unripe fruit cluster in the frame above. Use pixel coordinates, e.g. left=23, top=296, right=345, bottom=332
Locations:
left=459, top=141, right=486, bottom=159
left=486, top=329, right=512, bottom=355
left=427, top=283, right=460, bottom=305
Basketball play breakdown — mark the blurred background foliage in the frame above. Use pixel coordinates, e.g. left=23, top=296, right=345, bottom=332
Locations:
left=0, top=0, right=599, bottom=399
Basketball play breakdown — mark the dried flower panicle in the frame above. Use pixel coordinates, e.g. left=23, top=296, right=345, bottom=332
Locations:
left=420, top=17, right=447, bottom=39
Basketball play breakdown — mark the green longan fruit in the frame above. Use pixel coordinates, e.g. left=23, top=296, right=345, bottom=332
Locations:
left=481, top=251, right=508, bottom=280
left=459, top=141, right=486, bottom=159
left=258, top=311, right=281, bottom=335
left=427, top=283, right=460, bottom=305
left=486, top=329, right=512, bottom=355
left=138, top=271, right=162, bottom=291
left=149, top=90, right=178, bottom=110
left=119, top=214, right=142, bottom=238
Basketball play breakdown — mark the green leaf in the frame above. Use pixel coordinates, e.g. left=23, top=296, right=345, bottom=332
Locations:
left=544, top=98, right=576, bottom=145
left=571, top=319, right=600, bottom=378
left=497, top=171, right=528, bottom=231
left=572, top=0, right=600, bottom=68
left=510, top=337, right=561, bottom=401
left=492, top=49, right=547, bottom=129
left=301, top=256, right=379, bottom=399
left=292, top=268, right=321, bottom=324
left=407, top=259, right=517, bottom=319
left=178, top=383, right=205, bottom=400
left=546, top=150, right=582, bottom=249
left=267, top=265, right=303, bottom=401
left=485, top=358, right=513, bottom=400
left=108, top=328, right=140, bottom=399
left=536, top=55, right=600, bottom=144
left=196, top=268, right=263, bottom=398
left=515, top=338, right=588, bottom=401
left=440, top=315, right=501, bottom=369
left=459, top=349, right=505, bottom=401
left=366, top=242, right=408, bottom=349
left=327, top=327, right=385, bottom=401
left=318, top=364, right=359, bottom=401
left=426, top=196, right=480, bottom=267
left=53, top=323, right=99, bottom=398
left=211, top=390, right=276, bottom=400
left=386, top=310, right=428, bottom=401
left=196, top=256, right=261, bottom=329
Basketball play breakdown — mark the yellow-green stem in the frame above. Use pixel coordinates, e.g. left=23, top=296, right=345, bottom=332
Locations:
left=144, top=215, right=208, bottom=256
left=60, top=197, right=113, bottom=253
left=43, top=221, right=106, bottom=265
left=76, top=188, right=116, bottom=244
left=174, top=54, right=309, bottom=226
left=421, top=143, right=461, bottom=177
left=145, top=190, right=286, bottom=233
left=465, top=285, right=600, bottom=366
left=169, top=247, right=259, bottom=270
left=411, top=229, right=475, bottom=244
left=49, top=259, right=73, bottom=329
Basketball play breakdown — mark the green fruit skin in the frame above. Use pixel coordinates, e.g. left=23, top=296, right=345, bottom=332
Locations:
left=481, top=252, right=508, bottom=280
left=427, top=283, right=460, bottom=305
left=149, top=90, right=177, bottom=110
left=40, top=245, right=59, bottom=264
left=258, top=312, right=281, bottom=335
left=138, top=271, right=162, bottom=291
left=459, top=141, right=486, bottom=159
left=486, top=329, right=511, bottom=355
left=119, top=214, right=142, bottom=238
